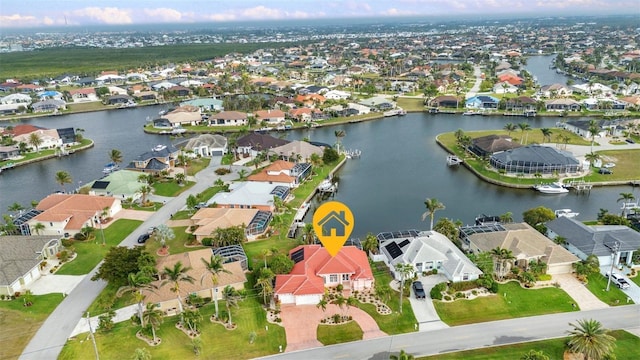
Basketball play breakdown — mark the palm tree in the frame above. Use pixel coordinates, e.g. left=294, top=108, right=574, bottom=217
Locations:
left=520, top=349, right=550, bottom=360
left=222, top=285, right=241, bottom=327
left=32, top=222, right=45, bottom=235
left=361, top=232, right=379, bottom=255
left=255, top=275, right=274, bottom=305
left=132, top=348, right=152, bottom=360
left=161, top=261, right=195, bottom=316
left=301, top=222, right=316, bottom=244
left=175, top=172, right=186, bottom=184
left=499, top=212, right=513, bottom=224
left=334, top=129, right=346, bottom=153
left=567, top=319, right=616, bottom=360
left=55, top=171, right=72, bottom=192
left=540, top=128, right=553, bottom=143
left=394, top=263, right=414, bottom=314
left=142, top=302, right=163, bottom=344
left=200, top=255, right=231, bottom=319
left=490, top=247, right=515, bottom=280
left=138, top=185, right=152, bottom=205
left=109, top=149, right=123, bottom=165
left=28, top=132, right=42, bottom=153
left=390, top=349, right=415, bottom=360
left=7, top=202, right=24, bottom=216
left=585, top=152, right=600, bottom=167
left=504, top=123, right=517, bottom=137
left=316, top=294, right=328, bottom=313
left=182, top=309, right=203, bottom=334
left=116, top=272, right=157, bottom=328
left=617, top=192, right=636, bottom=217
left=518, top=122, right=532, bottom=144
left=421, top=198, right=445, bottom=230
left=588, top=119, right=600, bottom=153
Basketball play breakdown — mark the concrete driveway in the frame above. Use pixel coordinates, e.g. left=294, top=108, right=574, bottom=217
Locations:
left=553, top=274, right=608, bottom=310
left=408, top=274, right=449, bottom=331
left=600, top=268, right=640, bottom=304
left=29, top=274, right=85, bottom=295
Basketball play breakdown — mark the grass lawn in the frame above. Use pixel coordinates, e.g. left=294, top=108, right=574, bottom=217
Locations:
left=144, top=227, right=206, bottom=257
left=185, top=157, right=211, bottom=176
left=0, top=293, right=65, bottom=360
left=317, top=322, right=364, bottom=345
left=195, top=184, right=226, bottom=203
left=86, top=282, right=136, bottom=316
left=122, top=201, right=163, bottom=212
left=152, top=180, right=195, bottom=197
left=354, top=262, right=417, bottom=335
left=434, top=281, right=576, bottom=326
left=584, top=273, right=634, bottom=306
left=631, top=274, right=640, bottom=287
left=419, top=330, right=640, bottom=360
left=592, top=149, right=640, bottom=181
left=59, top=292, right=286, bottom=359
left=56, top=219, right=143, bottom=275
left=397, top=98, right=426, bottom=112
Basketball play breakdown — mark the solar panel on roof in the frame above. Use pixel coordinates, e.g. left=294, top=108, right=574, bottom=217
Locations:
left=291, top=248, right=305, bottom=263
left=385, top=242, right=403, bottom=259
left=398, top=239, right=410, bottom=248
left=92, top=181, right=110, bottom=189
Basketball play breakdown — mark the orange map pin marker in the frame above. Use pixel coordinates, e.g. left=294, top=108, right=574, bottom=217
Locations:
left=313, top=201, right=354, bottom=257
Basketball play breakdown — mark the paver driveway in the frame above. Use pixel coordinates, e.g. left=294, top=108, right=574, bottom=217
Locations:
left=280, top=303, right=387, bottom=352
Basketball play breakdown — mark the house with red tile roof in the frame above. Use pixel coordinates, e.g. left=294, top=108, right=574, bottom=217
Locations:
left=274, top=245, right=374, bottom=305
left=29, top=194, right=121, bottom=237
left=255, top=109, right=286, bottom=125
left=247, top=160, right=312, bottom=188
left=69, top=88, right=99, bottom=103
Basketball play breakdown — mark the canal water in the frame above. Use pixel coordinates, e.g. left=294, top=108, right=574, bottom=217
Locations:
left=1, top=55, right=635, bottom=237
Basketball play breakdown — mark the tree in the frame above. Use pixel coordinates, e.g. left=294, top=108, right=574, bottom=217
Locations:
left=28, top=132, right=43, bottom=153
left=161, top=261, right=195, bottom=316
left=394, top=263, right=414, bottom=313
left=316, top=294, right=328, bottom=313
left=175, top=173, right=186, bottom=184
left=520, top=349, right=550, bottom=360
left=182, top=308, right=203, bottom=334
left=500, top=212, right=513, bottom=223
left=142, top=302, right=164, bottom=344
left=269, top=253, right=294, bottom=274
left=116, top=272, right=156, bottom=329
left=422, top=198, right=445, bottom=230
left=222, top=285, right=241, bottom=327
left=32, top=222, right=45, bottom=235
left=504, top=123, right=517, bottom=137
left=390, top=349, right=415, bottom=360
left=567, top=319, right=616, bottom=360
left=131, top=348, right=152, bottom=360
left=255, top=275, right=274, bottom=305
left=92, top=246, right=150, bottom=286
left=109, top=149, right=123, bottom=165
left=200, top=254, right=231, bottom=319
left=361, top=232, right=379, bottom=255
left=518, top=122, right=532, bottom=144
left=137, top=185, right=152, bottom=205
left=237, top=169, right=248, bottom=180
left=7, top=202, right=24, bottom=216
left=186, top=194, right=198, bottom=213
left=55, top=171, right=72, bottom=192
left=322, top=146, right=339, bottom=164
left=588, top=119, right=600, bottom=153
left=522, top=206, right=555, bottom=233
left=433, top=218, right=460, bottom=246
left=540, top=128, right=553, bottom=143
left=617, top=192, right=635, bottom=217
left=301, top=222, right=316, bottom=245
left=585, top=152, right=600, bottom=167
left=155, top=224, right=175, bottom=248
left=490, top=247, right=515, bottom=280
left=211, top=225, right=245, bottom=247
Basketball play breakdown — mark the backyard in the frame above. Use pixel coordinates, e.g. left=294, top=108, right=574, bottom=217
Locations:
left=433, top=281, right=576, bottom=326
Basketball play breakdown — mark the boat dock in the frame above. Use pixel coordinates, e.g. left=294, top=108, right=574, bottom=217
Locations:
left=564, top=180, right=593, bottom=193
left=343, top=149, right=361, bottom=159
left=446, top=155, right=463, bottom=166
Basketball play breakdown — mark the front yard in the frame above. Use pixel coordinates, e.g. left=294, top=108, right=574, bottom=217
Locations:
left=433, top=281, right=576, bottom=326
left=584, top=273, right=634, bottom=306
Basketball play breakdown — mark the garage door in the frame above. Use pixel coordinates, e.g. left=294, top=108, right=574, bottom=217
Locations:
left=211, top=151, right=223, bottom=156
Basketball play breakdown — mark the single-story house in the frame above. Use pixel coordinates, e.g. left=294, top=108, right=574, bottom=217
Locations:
left=69, top=88, right=99, bottom=103
left=107, top=94, right=134, bottom=105
left=255, top=109, right=286, bottom=125
left=133, top=91, right=158, bottom=101
left=88, top=170, right=145, bottom=200
left=208, top=181, right=290, bottom=212
left=30, top=194, right=121, bottom=237
left=12, top=128, right=62, bottom=150
left=177, top=134, right=227, bottom=156
left=209, top=111, right=248, bottom=126
left=465, top=222, right=579, bottom=275
left=0, top=145, right=20, bottom=160
left=141, top=249, right=246, bottom=314
left=546, top=216, right=640, bottom=268
left=268, top=140, right=324, bottom=163
left=235, top=133, right=289, bottom=158
left=505, top=96, right=537, bottom=111
left=31, top=99, right=66, bottom=113
left=490, top=145, right=581, bottom=174
left=469, top=135, right=521, bottom=158
left=247, top=160, right=312, bottom=188
left=190, top=207, right=271, bottom=241
left=430, top=95, right=460, bottom=108
left=163, top=110, right=202, bottom=127
left=539, top=84, right=572, bottom=98
left=465, top=95, right=499, bottom=109
left=358, top=96, right=395, bottom=111
left=124, top=144, right=179, bottom=174
left=378, top=230, right=482, bottom=282
left=545, top=99, right=581, bottom=112
left=180, top=98, right=223, bottom=112
left=0, top=236, right=62, bottom=296
left=275, top=245, right=374, bottom=305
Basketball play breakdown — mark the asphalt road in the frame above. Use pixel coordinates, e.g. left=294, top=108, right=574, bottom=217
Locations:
left=259, top=305, right=640, bottom=360
left=19, top=160, right=245, bottom=360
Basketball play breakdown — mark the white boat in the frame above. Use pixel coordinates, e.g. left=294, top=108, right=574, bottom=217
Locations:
left=383, top=108, right=406, bottom=117
left=102, top=162, right=119, bottom=174
left=534, top=182, right=569, bottom=194
left=152, top=144, right=167, bottom=152
left=446, top=155, right=462, bottom=166
left=555, top=209, right=579, bottom=218
left=621, top=202, right=639, bottom=211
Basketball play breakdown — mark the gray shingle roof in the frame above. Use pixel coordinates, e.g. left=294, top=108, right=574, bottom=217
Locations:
left=0, top=236, right=59, bottom=286
left=546, top=217, right=640, bottom=256
left=491, top=145, right=579, bottom=166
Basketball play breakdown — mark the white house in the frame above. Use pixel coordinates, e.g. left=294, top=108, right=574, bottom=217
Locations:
left=0, top=236, right=62, bottom=296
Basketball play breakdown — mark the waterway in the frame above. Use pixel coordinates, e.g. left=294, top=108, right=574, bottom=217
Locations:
left=1, top=56, right=636, bottom=237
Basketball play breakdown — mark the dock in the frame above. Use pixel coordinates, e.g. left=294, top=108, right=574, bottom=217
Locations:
left=564, top=180, right=593, bottom=194
left=446, top=155, right=463, bottom=166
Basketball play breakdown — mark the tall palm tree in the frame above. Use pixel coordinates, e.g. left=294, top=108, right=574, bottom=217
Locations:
left=422, top=198, right=445, bottom=230
left=567, top=319, right=616, bottom=360
left=161, top=261, right=195, bottom=316
left=200, top=255, right=230, bottom=319
left=54, top=171, right=72, bottom=192
left=588, top=119, right=600, bottom=153
left=142, top=302, right=164, bottom=344
left=302, top=222, right=316, bottom=245
left=28, top=132, right=42, bottom=153
left=390, top=349, right=415, bottom=360
left=540, top=128, right=553, bottom=143
left=585, top=152, right=600, bottom=167
left=617, top=192, right=636, bottom=217
left=138, top=185, right=152, bottom=205
left=334, top=129, right=346, bottom=153
left=116, top=272, right=157, bottom=328
left=32, top=222, right=45, bottom=235
left=255, top=276, right=274, bottom=305
left=361, top=232, right=379, bottom=255
left=109, top=149, right=123, bottom=165
left=504, top=123, right=517, bottom=137
left=222, top=285, right=241, bottom=327
left=394, top=263, right=414, bottom=314
left=518, top=122, right=532, bottom=144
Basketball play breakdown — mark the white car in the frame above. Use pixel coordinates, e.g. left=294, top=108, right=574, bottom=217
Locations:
left=606, top=271, right=630, bottom=289
left=603, top=162, right=616, bottom=168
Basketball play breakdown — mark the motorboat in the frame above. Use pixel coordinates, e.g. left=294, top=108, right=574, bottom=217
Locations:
left=554, top=209, right=579, bottom=218
left=446, top=155, right=462, bottom=166
left=152, top=144, right=167, bottom=152
left=534, top=182, right=569, bottom=194
left=102, top=162, right=119, bottom=174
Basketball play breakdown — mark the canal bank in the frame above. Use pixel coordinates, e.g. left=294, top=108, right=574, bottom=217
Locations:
left=0, top=139, right=94, bottom=173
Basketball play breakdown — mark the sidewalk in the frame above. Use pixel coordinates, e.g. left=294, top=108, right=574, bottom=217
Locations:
left=70, top=304, right=138, bottom=337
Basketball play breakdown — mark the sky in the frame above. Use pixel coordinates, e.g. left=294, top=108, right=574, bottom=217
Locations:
left=1, top=0, right=637, bottom=28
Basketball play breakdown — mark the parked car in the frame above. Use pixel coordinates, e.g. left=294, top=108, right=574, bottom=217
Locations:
left=598, top=168, right=613, bottom=175
left=412, top=281, right=426, bottom=299
left=606, top=271, right=630, bottom=289
left=194, top=202, right=208, bottom=210
left=626, top=138, right=635, bottom=144
left=603, top=162, right=615, bottom=168
left=137, top=233, right=151, bottom=244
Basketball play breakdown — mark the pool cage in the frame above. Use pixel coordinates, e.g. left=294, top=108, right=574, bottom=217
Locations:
left=212, top=245, right=248, bottom=271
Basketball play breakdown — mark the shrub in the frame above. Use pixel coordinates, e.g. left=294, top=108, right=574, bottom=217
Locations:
left=336, top=284, right=343, bottom=292
left=201, top=238, right=214, bottom=246
left=215, top=168, right=231, bottom=175
left=455, top=292, right=464, bottom=299
left=73, top=232, right=87, bottom=241
left=430, top=282, right=446, bottom=300
left=14, top=291, right=21, bottom=298
left=332, top=314, right=342, bottom=323
left=432, top=269, right=438, bottom=274
left=61, top=238, right=74, bottom=247
left=58, top=250, right=70, bottom=262
left=471, top=290, right=478, bottom=296
left=537, top=274, right=552, bottom=281
left=443, top=295, right=452, bottom=301
left=0, top=294, right=5, bottom=300
left=449, top=280, right=478, bottom=292
left=489, top=281, right=499, bottom=293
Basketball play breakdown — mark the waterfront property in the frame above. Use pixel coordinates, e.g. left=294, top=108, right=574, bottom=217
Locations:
left=0, top=235, right=61, bottom=296
left=175, top=133, right=228, bottom=157
left=274, top=245, right=373, bottom=305
left=140, top=248, right=246, bottom=314
left=235, top=133, right=289, bottom=158
left=208, top=181, right=290, bottom=212
left=269, top=140, right=324, bottom=162
left=546, top=216, right=640, bottom=268
left=463, top=222, right=579, bottom=275
left=189, top=207, right=271, bottom=241
left=465, top=95, right=499, bottom=109
left=376, top=230, right=482, bottom=282
left=489, top=145, right=581, bottom=174
left=87, top=170, right=146, bottom=200
left=124, top=144, right=180, bottom=174
left=247, top=160, right=312, bottom=188
left=469, top=134, right=521, bottom=158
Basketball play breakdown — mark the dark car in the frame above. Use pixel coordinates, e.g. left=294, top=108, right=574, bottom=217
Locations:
left=412, top=281, right=426, bottom=299
left=598, top=168, right=613, bottom=175
left=626, top=138, right=635, bottom=144
left=137, top=233, right=150, bottom=244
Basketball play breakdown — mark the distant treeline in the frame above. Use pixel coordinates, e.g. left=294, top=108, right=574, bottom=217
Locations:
left=0, top=42, right=293, bottom=81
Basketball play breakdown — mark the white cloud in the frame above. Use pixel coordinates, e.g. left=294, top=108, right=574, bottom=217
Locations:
left=380, top=8, right=419, bottom=16
left=143, top=8, right=183, bottom=22
left=71, top=7, right=133, bottom=25
left=0, top=14, right=39, bottom=27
